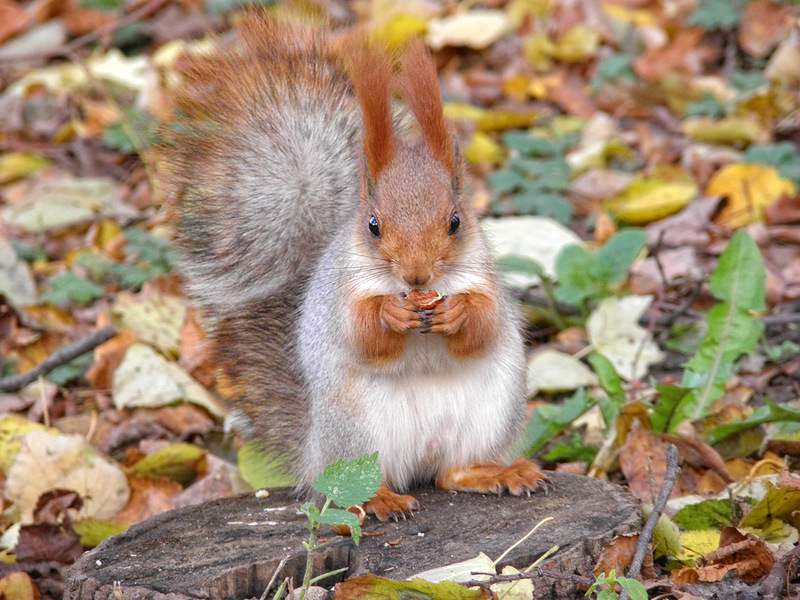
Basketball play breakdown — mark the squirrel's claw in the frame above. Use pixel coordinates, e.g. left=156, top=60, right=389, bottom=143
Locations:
left=364, top=486, right=420, bottom=522
left=437, top=458, right=551, bottom=497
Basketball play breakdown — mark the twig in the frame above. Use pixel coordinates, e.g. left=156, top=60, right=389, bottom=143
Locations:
left=463, top=567, right=594, bottom=591
left=260, top=555, right=289, bottom=600
left=759, top=541, right=800, bottom=598
left=0, top=324, right=118, bottom=393
left=0, top=0, right=171, bottom=64
left=619, top=443, right=680, bottom=600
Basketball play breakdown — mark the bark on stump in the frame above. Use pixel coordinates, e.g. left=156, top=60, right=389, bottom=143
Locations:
left=65, top=472, right=641, bottom=600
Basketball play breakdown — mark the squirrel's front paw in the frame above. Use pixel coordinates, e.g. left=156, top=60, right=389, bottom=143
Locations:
left=364, top=485, right=420, bottom=521
left=437, top=458, right=551, bottom=496
left=428, top=294, right=468, bottom=335
left=380, top=295, right=423, bottom=333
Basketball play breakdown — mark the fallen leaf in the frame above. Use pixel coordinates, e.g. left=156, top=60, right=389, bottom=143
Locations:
left=604, top=172, right=698, bottom=225
left=587, top=296, right=664, bottom=381
left=0, top=236, right=36, bottom=306
left=413, top=552, right=494, bottom=583
left=113, top=343, right=225, bottom=417
left=112, top=290, right=187, bottom=358
left=593, top=533, right=640, bottom=579
left=708, top=163, right=796, bottom=229
left=0, top=572, right=39, bottom=600
left=738, top=0, right=797, bottom=58
left=426, top=10, right=512, bottom=50
left=482, top=216, right=582, bottom=288
left=5, top=429, right=130, bottom=523
left=526, top=349, right=598, bottom=394
left=111, top=473, right=181, bottom=526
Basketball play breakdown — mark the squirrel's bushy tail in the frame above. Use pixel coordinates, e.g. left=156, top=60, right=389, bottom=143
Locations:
left=161, top=16, right=363, bottom=318
left=159, top=16, right=366, bottom=473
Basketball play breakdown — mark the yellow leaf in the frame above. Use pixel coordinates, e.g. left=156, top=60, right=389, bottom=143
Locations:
left=443, top=103, right=538, bottom=132
left=682, top=116, right=770, bottom=145
left=604, top=173, right=698, bottom=224
left=708, top=163, right=796, bottom=228
left=507, top=0, right=552, bottom=27
left=552, top=24, right=600, bottom=63
left=0, top=153, right=50, bottom=184
left=523, top=31, right=556, bottom=70
left=601, top=2, right=657, bottom=27
left=676, top=530, right=721, bottom=564
left=371, top=15, right=428, bottom=52
left=464, top=132, right=504, bottom=165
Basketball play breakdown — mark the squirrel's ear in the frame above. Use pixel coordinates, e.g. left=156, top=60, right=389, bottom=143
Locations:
left=347, top=39, right=396, bottom=181
left=451, top=136, right=463, bottom=196
left=400, top=39, right=455, bottom=178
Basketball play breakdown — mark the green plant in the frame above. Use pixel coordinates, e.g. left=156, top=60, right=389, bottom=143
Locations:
left=586, top=570, right=647, bottom=600
left=295, top=453, right=382, bottom=600
left=488, top=131, right=575, bottom=223
left=654, top=229, right=765, bottom=431
left=688, top=0, right=748, bottom=31
left=40, top=271, right=105, bottom=306
left=553, top=229, right=649, bottom=311
left=75, top=228, right=175, bottom=289
left=743, top=142, right=800, bottom=185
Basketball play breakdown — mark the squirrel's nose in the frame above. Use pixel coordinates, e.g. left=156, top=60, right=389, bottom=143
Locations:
left=403, top=268, right=432, bottom=288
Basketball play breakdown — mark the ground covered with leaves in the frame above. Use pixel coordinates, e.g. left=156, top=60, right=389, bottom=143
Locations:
left=1, top=0, right=800, bottom=599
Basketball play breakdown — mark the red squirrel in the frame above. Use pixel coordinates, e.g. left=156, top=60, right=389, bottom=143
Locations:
left=162, top=14, right=549, bottom=521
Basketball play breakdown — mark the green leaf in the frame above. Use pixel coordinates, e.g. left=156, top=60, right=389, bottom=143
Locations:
left=554, top=244, right=596, bottom=305
left=315, top=508, right=363, bottom=544
left=47, top=353, right=93, bottom=386
left=616, top=577, right=648, bottom=600
left=312, top=452, right=382, bottom=509
left=707, top=398, right=800, bottom=445
left=688, top=0, right=747, bottom=30
left=41, top=272, right=105, bottom=306
left=502, top=132, right=556, bottom=156
left=590, top=53, right=635, bottom=89
left=677, top=230, right=766, bottom=423
left=593, top=229, right=648, bottom=288
left=650, top=383, right=693, bottom=434
left=686, top=93, right=726, bottom=119
left=588, top=352, right=626, bottom=423
left=487, top=169, right=525, bottom=193
left=743, top=142, right=800, bottom=185
left=524, top=389, right=591, bottom=454
left=709, top=230, right=766, bottom=310
left=73, top=518, right=128, bottom=547
left=498, top=255, right=546, bottom=278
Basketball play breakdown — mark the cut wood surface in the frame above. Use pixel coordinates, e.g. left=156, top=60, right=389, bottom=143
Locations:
left=65, top=472, right=641, bottom=600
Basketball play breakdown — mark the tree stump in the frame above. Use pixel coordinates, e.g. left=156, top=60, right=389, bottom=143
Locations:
left=64, top=472, right=641, bottom=600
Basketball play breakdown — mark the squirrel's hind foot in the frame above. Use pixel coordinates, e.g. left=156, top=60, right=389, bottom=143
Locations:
left=437, top=458, right=551, bottom=496
left=364, top=485, right=420, bottom=522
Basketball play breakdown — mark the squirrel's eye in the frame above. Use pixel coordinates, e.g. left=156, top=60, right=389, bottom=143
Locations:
left=449, top=212, right=460, bottom=236
left=368, top=215, right=381, bottom=238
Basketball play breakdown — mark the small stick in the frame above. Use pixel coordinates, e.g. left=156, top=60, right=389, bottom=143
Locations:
left=0, top=324, right=118, bottom=392
left=463, top=568, right=594, bottom=591
left=619, top=443, right=680, bottom=600
left=260, top=555, right=289, bottom=600
left=0, top=0, right=171, bottom=64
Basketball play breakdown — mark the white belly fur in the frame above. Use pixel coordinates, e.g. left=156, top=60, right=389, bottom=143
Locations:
left=360, top=330, right=520, bottom=489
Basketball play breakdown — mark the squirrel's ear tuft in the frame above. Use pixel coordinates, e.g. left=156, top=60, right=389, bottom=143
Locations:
left=400, top=39, right=454, bottom=177
left=347, top=39, right=397, bottom=182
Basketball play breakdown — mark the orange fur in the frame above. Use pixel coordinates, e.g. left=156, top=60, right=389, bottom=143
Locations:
left=347, top=39, right=396, bottom=181
left=431, top=290, right=498, bottom=357
left=364, top=485, right=419, bottom=521
left=437, top=458, right=549, bottom=495
left=351, top=295, right=419, bottom=363
left=400, top=39, right=454, bottom=176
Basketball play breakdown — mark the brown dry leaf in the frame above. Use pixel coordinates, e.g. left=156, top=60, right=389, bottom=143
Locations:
left=663, top=434, right=732, bottom=484
left=14, top=330, right=67, bottom=373
left=593, top=533, right=640, bottom=578
left=179, top=308, right=216, bottom=388
left=112, top=473, right=182, bottom=526
left=16, top=522, right=83, bottom=563
left=0, top=0, right=31, bottom=44
left=764, top=193, right=800, bottom=225
left=707, top=528, right=775, bottom=583
left=59, top=0, right=116, bottom=37
left=633, top=29, right=716, bottom=83
left=738, top=0, right=798, bottom=58
left=619, top=428, right=665, bottom=502
left=86, top=326, right=137, bottom=390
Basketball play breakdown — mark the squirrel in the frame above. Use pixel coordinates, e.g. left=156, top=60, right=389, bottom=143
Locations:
left=160, top=13, right=549, bottom=521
